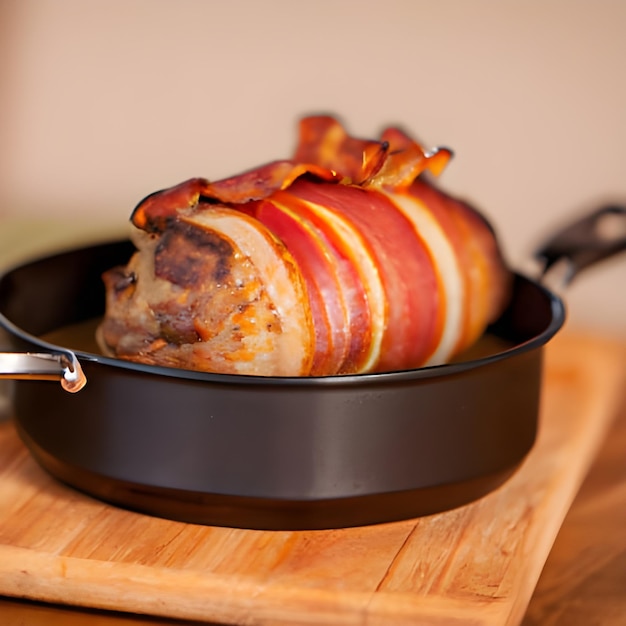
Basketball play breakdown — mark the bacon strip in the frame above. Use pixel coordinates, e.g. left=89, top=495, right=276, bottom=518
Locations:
left=101, top=115, right=511, bottom=376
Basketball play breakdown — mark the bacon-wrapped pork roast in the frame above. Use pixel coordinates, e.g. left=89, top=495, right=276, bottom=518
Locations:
left=98, top=116, right=511, bottom=376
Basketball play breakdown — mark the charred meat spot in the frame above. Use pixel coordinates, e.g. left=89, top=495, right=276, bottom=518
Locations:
left=113, top=270, right=137, bottom=292
left=154, top=306, right=201, bottom=345
left=101, top=266, right=137, bottom=297
left=154, top=221, right=233, bottom=288
left=198, top=195, right=222, bottom=205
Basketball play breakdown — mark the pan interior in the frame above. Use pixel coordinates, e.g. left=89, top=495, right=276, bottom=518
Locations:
left=0, top=239, right=564, bottom=381
left=37, top=316, right=517, bottom=365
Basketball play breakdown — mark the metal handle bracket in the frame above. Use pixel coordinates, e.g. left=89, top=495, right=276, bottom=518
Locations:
left=0, top=351, right=86, bottom=393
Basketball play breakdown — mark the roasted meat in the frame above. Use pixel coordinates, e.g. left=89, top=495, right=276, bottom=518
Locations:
left=98, top=115, right=511, bottom=376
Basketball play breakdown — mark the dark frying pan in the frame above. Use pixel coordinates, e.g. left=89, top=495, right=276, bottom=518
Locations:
left=1, top=205, right=624, bottom=530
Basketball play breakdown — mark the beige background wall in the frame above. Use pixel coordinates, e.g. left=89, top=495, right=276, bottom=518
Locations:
left=1, top=0, right=625, bottom=335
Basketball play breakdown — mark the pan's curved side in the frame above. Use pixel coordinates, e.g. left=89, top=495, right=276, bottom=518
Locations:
left=11, top=343, right=543, bottom=530
left=1, top=239, right=558, bottom=529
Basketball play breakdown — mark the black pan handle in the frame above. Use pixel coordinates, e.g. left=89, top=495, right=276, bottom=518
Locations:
left=534, top=204, right=626, bottom=286
left=0, top=351, right=86, bottom=393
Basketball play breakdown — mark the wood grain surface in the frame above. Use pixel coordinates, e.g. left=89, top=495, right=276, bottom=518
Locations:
left=0, top=331, right=624, bottom=626
left=523, top=388, right=626, bottom=626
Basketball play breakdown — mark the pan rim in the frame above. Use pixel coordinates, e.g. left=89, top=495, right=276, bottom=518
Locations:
left=0, top=239, right=566, bottom=387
